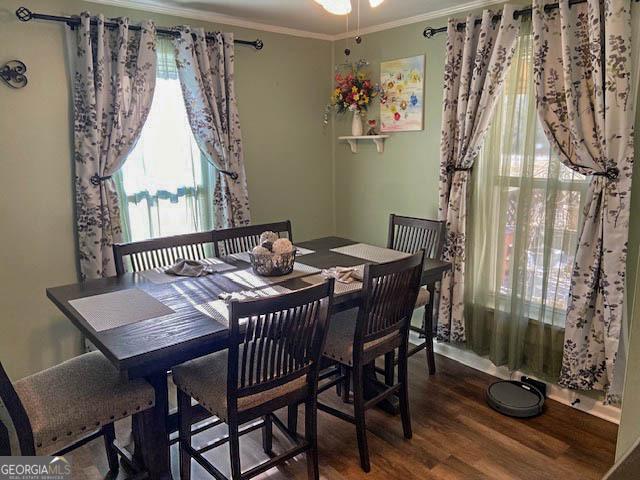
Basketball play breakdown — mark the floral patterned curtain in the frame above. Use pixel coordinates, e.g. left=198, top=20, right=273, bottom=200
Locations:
left=173, top=28, right=251, bottom=229
left=71, top=13, right=157, bottom=279
left=532, top=0, right=635, bottom=402
left=437, top=5, right=520, bottom=342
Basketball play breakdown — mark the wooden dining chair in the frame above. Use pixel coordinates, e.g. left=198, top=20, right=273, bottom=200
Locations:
left=212, top=221, right=293, bottom=256
left=113, top=231, right=216, bottom=275
left=386, top=214, right=445, bottom=377
left=173, top=280, right=334, bottom=480
left=0, top=352, right=155, bottom=472
left=318, top=251, right=425, bottom=472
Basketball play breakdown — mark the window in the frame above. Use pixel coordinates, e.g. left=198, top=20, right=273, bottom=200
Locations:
left=468, top=23, right=588, bottom=327
left=114, top=38, right=216, bottom=242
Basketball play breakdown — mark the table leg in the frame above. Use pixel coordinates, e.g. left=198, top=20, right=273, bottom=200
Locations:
left=425, top=283, right=437, bottom=375
left=136, top=373, right=173, bottom=480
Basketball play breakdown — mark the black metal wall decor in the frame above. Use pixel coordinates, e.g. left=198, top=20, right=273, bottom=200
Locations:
left=0, top=60, right=28, bottom=89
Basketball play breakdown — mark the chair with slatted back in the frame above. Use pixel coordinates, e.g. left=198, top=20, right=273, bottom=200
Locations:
left=212, top=221, right=292, bottom=257
left=113, top=231, right=216, bottom=275
left=386, top=214, right=445, bottom=377
left=318, top=251, right=425, bottom=472
left=0, top=352, right=155, bottom=472
left=173, top=280, right=334, bottom=480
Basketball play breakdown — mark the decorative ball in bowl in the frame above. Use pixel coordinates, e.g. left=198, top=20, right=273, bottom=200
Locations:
left=249, top=233, right=297, bottom=276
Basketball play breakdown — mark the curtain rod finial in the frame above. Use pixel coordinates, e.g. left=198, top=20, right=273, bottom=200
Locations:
left=254, top=39, right=264, bottom=50
left=16, top=6, right=33, bottom=22
left=423, top=27, right=435, bottom=38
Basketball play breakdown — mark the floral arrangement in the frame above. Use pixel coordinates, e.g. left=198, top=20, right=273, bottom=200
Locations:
left=330, top=69, right=378, bottom=114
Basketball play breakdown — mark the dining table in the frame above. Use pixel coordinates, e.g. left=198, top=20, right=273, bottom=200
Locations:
left=46, top=236, right=451, bottom=480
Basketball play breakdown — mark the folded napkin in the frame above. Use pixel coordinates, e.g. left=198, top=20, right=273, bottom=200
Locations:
left=321, top=266, right=363, bottom=284
left=165, top=259, right=213, bottom=277
left=218, top=285, right=291, bottom=303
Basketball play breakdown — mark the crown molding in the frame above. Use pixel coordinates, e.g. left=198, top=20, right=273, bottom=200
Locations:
left=85, top=0, right=335, bottom=40
left=332, top=0, right=506, bottom=40
left=86, top=0, right=507, bottom=42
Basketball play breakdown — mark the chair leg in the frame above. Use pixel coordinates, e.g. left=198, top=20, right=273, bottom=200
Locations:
left=424, top=291, right=436, bottom=375
left=398, top=347, right=413, bottom=440
left=0, top=421, right=10, bottom=455
left=287, top=403, right=299, bottom=436
left=384, top=351, right=395, bottom=385
left=336, top=365, right=343, bottom=398
left=102, top=423, right=119, bottom=474
left=262, top=414, right=273, bottom=456
left=228, top=419, right=242, bottom=480
left=342, top=366, right=351, bottom=403
left=352, top=363, right=370, bottom=472
left=304, top=398, right=320, bottom=480
left=177, top=389, right=192, bottom=480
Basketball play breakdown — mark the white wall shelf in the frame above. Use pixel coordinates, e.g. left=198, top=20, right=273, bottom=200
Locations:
left=339, top=135, right=390, bottom=154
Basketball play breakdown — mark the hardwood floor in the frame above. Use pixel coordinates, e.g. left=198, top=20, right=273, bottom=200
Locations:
left=65, top=351, right=617, bottom=480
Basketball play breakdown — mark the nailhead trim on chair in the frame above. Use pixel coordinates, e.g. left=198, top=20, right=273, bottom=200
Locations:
left=182, top=387, right=226, bottom=422
left=39, top=402, right=153, bottom=449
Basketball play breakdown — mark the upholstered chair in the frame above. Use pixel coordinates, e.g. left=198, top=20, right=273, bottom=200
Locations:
left=319, top=251, right=425, bottom=472
left=173, top=280, right=334, bottom=480
left=0, top=351, right=155, bottom=473
left=386, top=214, right=445, bottom=376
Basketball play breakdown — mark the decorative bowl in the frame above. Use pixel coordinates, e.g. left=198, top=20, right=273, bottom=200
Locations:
left=249, top=249, right=297, bottom=276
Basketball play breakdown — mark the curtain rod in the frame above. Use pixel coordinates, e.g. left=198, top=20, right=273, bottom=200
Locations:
left=423, top=0, right=639, bottom=38
left=15, top=6, right=264, bottom=50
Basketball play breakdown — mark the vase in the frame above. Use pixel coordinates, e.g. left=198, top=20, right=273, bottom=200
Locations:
left=351, top=111, right=363, bottom=136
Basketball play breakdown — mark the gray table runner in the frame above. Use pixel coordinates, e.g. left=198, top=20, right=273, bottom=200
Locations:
left=228, top=246, right=315, bottom=264
left=139, top=258, right=236, bottom=284
left=222, top=262, right=320, bottom=289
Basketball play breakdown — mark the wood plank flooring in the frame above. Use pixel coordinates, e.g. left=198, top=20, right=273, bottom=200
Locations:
left=65, top=351, right=617, bottom=479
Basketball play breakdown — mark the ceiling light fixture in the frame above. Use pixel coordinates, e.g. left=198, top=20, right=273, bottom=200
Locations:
left=313, top=0, right=385, bottom=15
left=314, top=0, right=352, bottom=15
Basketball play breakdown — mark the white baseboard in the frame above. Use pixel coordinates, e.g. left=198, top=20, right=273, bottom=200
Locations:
left=433, top=342, right=621, bottom=424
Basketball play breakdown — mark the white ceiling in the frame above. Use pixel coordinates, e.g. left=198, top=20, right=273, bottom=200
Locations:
left=93, top=0, right=501, bottom=39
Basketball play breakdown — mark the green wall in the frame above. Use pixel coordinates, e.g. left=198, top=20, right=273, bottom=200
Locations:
left=332, top=21, right=446, bottom=246
left=0, top=0, right=333, bottom=379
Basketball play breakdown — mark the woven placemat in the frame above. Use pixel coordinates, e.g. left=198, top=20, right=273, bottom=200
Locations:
left=295, top=246, right=315, bottom=256
left=301, top=274, right=363, bottom=296
left=196, top=285, right=292, bottom=325
left=330, top=243, right=410, bottom=263
left=139, top=258, right=236, bottom=284
left=69, top=288, right=174, bottom=332
left=222, top=262, right=320, bottom=289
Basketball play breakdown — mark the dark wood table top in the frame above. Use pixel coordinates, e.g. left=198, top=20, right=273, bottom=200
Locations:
left=47, top=236, right=451, bottom=379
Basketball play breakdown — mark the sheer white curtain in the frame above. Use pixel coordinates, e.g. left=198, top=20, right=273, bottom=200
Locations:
left=114, top=38, right=216, bottom=242
left=465, top=21, right=589, bottom=379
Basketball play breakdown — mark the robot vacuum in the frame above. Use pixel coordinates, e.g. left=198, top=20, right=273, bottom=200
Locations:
left=486, top=380, right=544, bottom=418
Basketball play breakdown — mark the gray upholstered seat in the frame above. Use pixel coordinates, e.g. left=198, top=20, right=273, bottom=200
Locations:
left=172, top=348, right=306, bottom=422
left=323, top=309, right=400, bottom=366
left=13, top=351, right=155, bottom=454
left=415, top=286, right=430, bottom=309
